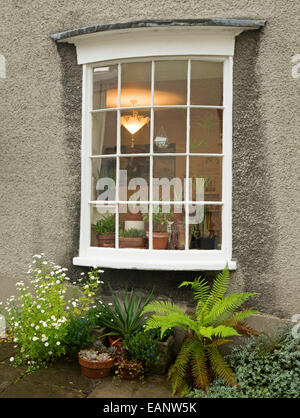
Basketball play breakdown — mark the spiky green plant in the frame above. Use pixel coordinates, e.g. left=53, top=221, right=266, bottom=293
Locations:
left=142, top=267, right=259, bottom=396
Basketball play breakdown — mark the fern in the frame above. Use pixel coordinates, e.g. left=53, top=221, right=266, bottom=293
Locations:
left=206, top=346, right=237, bottom=386
left=142, top=266, right=259, bottom=396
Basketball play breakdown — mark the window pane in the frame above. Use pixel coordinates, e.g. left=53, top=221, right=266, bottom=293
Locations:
left=190, top=61, right=223, bottom=106
left=188, top=205, right=222, bottom=250
left=92, top=111, right=117, bottom=155
left=121, top=108, right=150, bottom=153
left=153, top=156, right=186, bottom=201
left=93, top=65, right=118, bottom=109
left=119, top=204, right=149, bottom=249
left=154, top=60, right=187, bottom=105
left=91, top=204, right=116, bottom=247
left=121, top=62, right=151, bottom=107
left=190, top=108, right=222, bottom=154
left=149, top=204, right=185, bottom=250
left=190, top=156, right=222, bottom=202
left=91, top=158, right=116, bottom=201
left=154, top=108, right=186, bottom=153
left=119, top=157, right=150, bottom=201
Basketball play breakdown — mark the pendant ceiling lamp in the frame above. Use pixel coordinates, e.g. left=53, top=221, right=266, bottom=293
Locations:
left=120, top=109, right=150, bottom=148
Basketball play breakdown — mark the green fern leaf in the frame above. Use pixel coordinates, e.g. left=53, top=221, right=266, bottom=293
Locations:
left=202, top=266, right=231, bottom=314
left=190, top=341, right=209, bottom=390
left=168, top=338, right=196, bottom=396
left=203, top=292, right=259, bottom=325
left=222, top=308, right=260, bottom=326
left=206, top=346, right=237, bottom=386
left=210, top=325, right=240, bottom=338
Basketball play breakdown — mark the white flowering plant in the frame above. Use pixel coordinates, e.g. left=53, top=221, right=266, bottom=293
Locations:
left=0, top=254, right=104, bottom=371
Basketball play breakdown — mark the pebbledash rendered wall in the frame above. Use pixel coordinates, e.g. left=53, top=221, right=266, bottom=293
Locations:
left=0, top=1, right=299, bottom=321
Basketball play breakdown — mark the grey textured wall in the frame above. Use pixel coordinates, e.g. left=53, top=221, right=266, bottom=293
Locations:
left=0, top=1, right=299, bottom=318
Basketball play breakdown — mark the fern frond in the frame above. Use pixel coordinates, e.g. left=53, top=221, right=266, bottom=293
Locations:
left=202, top=266, right=230, bottom=314
left=179, top=276, right=210, bottom=306
left=203, top=292, right=259, bottom=325
left=190, top=341, right=209, bottom=390
left=142, top=300, right=185, bottom=316
left=205, top=338, right=231, bottom=347
left=206, top=346, right=237, bottom=386
left=222, top=308, right=260, bottom=327
left=232, top=321, right=261, bottom=337
left=144, top=311, right=197, bottom=338
left=210, top=325, right=240, bottom=338
left=168, top=337, right=197, bottom=396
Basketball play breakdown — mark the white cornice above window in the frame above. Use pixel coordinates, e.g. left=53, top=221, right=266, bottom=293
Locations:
left=50, top=19, right=266, bottom=64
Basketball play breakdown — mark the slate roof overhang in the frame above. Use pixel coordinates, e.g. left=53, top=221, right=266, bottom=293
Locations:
left=50, top=18, right=266, bottom=42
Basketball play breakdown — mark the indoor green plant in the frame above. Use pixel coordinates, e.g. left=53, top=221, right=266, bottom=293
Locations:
left=92, top=214, right=115, bottom=247
left=119, top=228, right=146, bottom=249
left=143, top=206, right=173, bottom=249
left=190, top=206, right=216, bottom=250
left=142, top=266, right=259, bottom=396
left=78, top=340, right=116, bottom=378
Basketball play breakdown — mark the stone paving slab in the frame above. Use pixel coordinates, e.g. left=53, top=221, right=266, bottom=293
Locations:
left=88, top=374, right=172, bottom=398
left=0, top=342, right=173, bottom=398
left=1, top=380, right=85, bottom=398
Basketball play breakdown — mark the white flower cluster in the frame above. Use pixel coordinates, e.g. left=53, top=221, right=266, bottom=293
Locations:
left=0, top=254, right=106, bottom=370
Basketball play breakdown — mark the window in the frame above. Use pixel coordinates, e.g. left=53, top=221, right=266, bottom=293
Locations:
left=51, top=21, right=265, bottom=270
left=90, top=58, right=224, bottom=253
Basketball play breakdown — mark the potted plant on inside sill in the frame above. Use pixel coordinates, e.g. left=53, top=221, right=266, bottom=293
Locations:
left=190, top=207, right=216, bottom=250
left=96, top=284, right=153, bottom=353
left=143, top=207, right=173, bottom=249
left=119, top=228, right=146, bottom=249
left=92, top=214, right=115, bottom=247
left=78, top=340, right=116, bottom=378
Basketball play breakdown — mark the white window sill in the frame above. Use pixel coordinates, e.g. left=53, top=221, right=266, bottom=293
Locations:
left=73, top=248, right=236, bottom=271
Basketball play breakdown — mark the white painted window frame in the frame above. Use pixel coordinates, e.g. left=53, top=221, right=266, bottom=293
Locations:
left=73, top=27, right=237, bottom=270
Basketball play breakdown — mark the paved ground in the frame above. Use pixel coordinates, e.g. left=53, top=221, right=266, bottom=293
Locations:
left=0, top=341, right=172, bottom=398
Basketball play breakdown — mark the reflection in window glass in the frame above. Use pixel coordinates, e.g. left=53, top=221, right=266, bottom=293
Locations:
left=153, top=156, right=186, bottom=202
left=91, top=158, right=116, bottom=201
left=189, top=156, right=222, bottom=202
left=190, top=108, right=222, bottom=154
left=93, top=65, right=118, bottom=109
left=92, top=111, right=117, bottom=155
left=121, top=62, right=151, bottom=107
left=119, top=157, right=150, bottom=201
left=154, top=61, right=187, bottom=105
left=190, top=61, right=223, bottom=106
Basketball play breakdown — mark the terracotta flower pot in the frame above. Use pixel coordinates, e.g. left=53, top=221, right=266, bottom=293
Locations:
left=108, top=335, right=124, bottom=355
left=97, top=234, right=115, bottom=247
left=78, top=352, right=115, bottom=378
left=146, top=232, right=169, bottom=249
left=118, top=360, right=142, bottom=380
left=119, top=237, right=146, bottom=249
